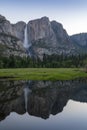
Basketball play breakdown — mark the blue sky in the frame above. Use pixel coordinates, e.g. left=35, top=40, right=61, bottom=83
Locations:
left=0, top=0, right=87, bottom=35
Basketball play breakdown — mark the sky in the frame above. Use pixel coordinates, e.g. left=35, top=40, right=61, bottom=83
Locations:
left=0, top=0, right=87, bottom=35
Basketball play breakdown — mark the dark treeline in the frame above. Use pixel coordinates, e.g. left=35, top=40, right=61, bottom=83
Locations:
left=0, top=54, right=87, bottom=68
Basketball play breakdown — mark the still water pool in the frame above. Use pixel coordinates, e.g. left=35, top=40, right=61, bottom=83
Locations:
left=0, top=79, right=87, bottom=130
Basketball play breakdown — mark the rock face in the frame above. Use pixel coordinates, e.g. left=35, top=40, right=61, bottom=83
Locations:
left=70, top=33, right=87, bottom=54
left=27, top=17, right=76, bottom=58
left=0, top=15, right=27, bottom=57
left=28, top=17, right=55, bottom=42
left=12, top=21, right=26, bottom=41
left=27, top=17, right=57, bottom=58
left=51, top=21, right=76, bottom=54
left=0, top=14, right=87, bottom=58
left=71, top=33, right=87, bottom=46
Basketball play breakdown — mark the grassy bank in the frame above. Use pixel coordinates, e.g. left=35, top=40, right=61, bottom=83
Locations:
left=0, top=68, right=87, bottom=81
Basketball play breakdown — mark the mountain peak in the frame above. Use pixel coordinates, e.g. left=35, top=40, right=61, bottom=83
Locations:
left=28, top=16, right=49, bottom=24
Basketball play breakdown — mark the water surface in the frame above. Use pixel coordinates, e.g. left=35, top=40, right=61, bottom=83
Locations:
left=0, top=79, right=87, bottom=130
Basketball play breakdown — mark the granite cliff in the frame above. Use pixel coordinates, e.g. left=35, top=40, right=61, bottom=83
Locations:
left=71, top=33, right=87, bottom=46
left=27, top=17, right=76, bottom=58
left=0, top=15, right=27, bottom=57
left=0, top=14, right=87, bottom=58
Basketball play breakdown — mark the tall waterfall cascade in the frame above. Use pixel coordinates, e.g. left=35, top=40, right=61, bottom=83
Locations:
left=24, top=25, right=31, bottom=48
left=24, top=24, right=32, bottom=56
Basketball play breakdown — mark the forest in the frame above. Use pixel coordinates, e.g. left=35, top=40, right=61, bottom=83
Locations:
left=0, top=53, right=87, bottom=68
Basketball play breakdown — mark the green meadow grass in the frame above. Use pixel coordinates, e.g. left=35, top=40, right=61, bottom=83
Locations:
left=0, top=68, right=87, bottom=81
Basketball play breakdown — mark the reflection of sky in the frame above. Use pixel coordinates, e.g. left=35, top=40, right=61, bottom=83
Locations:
left=0, top=100, right=87, bottom=130
left=0, top=0, right=87, bottom=34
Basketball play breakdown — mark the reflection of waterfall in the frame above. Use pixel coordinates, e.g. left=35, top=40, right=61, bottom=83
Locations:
left=24, top=25, right=32, bottom=56
left=24, top=86, right=31, bottom=112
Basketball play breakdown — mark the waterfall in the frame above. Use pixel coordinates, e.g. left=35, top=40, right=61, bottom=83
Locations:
left=24, top=24, right=32, bottom=56
left=24, top=85, right=31, bottom=112
left=24, top=25, right=29, bottom=48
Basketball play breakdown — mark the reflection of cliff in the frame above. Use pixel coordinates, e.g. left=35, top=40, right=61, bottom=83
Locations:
left=27, top=88, right=68, bottom=119
left=0, top=80, right=26, bottom=121
left=27, top=79, right=87, bottom=118
left=0, top=79, right=87, bottom=121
